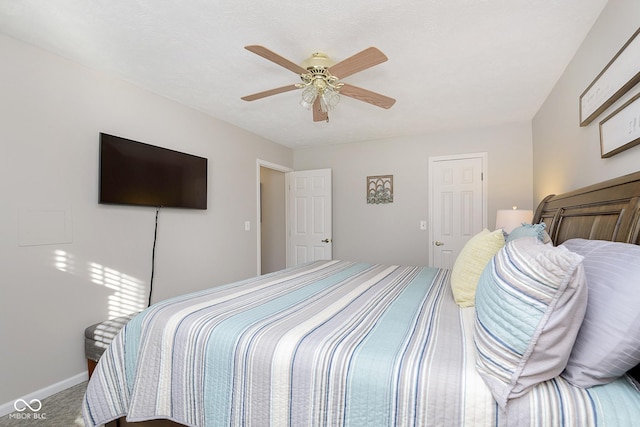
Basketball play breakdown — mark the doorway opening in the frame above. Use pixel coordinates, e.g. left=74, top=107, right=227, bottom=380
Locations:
left=256, top=160, right=292, bottom=275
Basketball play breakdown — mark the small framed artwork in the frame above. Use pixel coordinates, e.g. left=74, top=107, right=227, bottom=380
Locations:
left=367, top=175, right=393, bottom=204
left=580, top=27, right=640, bottom=127
left=599, top=91, right=640, bottom=158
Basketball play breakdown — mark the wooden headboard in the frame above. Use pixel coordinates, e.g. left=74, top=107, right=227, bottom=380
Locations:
left=533, top=171, right=640, bottom=382
left=532, top=171, right=640, bottom=246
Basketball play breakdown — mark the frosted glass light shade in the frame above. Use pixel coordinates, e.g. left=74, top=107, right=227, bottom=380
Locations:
left=300, top=86, right=318, bottom=110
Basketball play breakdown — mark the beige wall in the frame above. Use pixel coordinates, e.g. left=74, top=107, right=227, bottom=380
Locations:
left=533, top=0, right=640, bottom=203
left=294, top=122, right=533, bottom=266
left=0, top=34, right=292, bottom=406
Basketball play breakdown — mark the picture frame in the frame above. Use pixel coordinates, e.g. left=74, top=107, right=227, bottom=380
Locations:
left=580, top=27, right=640, bottom=127
left=366, top=175, right=393, bottom=204
left=599, top=91, right=640, bottom=158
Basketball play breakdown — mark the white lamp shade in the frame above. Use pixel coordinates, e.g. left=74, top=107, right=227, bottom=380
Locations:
left=495, top=209, right=533, bottom=233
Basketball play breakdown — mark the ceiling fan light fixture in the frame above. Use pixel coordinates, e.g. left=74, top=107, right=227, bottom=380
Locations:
left=296, top=68, right=343, bottom=113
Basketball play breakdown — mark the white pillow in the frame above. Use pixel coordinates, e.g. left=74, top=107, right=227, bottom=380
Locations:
left=561, top=239, right=640, bottom=387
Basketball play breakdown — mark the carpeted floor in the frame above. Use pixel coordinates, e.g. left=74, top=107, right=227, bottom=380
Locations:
left=0, top=381, right=87, bottom=427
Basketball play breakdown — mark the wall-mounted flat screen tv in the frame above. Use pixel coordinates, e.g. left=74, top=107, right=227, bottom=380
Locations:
left=99, top=133, right=208, bottom=209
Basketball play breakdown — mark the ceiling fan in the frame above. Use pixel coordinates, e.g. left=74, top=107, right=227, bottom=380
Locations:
left=241, top=45, right=396, bottom=122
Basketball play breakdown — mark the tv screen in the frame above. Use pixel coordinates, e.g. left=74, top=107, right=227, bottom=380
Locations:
left=99, top=133, right=208, bottom=209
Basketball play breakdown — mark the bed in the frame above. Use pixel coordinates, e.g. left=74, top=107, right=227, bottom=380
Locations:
left=84, top=171, right=640, bottom=427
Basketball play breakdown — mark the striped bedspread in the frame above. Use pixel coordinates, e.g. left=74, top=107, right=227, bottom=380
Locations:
left=83, top=260, right=640, bottom=426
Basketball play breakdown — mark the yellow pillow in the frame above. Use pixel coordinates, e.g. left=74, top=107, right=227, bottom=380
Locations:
left=450, top=228, right=505, bottom=307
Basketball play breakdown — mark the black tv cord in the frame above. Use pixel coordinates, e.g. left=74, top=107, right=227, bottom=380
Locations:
left=148, top=207, right=160, bottom=307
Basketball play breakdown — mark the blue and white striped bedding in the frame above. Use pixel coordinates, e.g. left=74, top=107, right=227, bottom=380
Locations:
left=83, top=260, right=640, bottom=426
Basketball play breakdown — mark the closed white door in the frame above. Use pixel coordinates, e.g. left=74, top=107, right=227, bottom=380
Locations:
left=429, top=154, right=486, bottom=268
left=286, top=169, right=332, bottom=267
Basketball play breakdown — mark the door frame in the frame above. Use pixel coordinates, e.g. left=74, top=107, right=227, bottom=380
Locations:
left=428, top=152, right=488, bottom=267
left=256, top=159, right=293, bottom=276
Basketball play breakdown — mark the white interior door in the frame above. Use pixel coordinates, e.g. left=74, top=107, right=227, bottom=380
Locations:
left=287, top=169, right=332, bottom=267
left=429, top=154, right=486, bottom=268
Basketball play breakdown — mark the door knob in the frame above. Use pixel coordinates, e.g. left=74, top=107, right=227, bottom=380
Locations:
left=321, top=238, right=332, bottom=243
left=434, top=241, right=444, bottom=246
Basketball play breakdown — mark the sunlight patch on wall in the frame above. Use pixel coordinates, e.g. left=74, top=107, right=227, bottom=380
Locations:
left=53, top=249, right=75, bottom=273
left=52, top=249, right=146, bottom=319
left=90, top=262, right=146, bottom=319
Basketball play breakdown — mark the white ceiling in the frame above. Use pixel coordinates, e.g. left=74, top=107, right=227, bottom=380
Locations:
left=0, top=0, right=608, bottom=148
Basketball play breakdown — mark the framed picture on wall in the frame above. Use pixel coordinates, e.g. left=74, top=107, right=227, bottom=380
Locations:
left=366, top=175, right=393, bottom=204
left=599, top=91, right=640, bottom=158
left=580, top=27, right=640, bottom=127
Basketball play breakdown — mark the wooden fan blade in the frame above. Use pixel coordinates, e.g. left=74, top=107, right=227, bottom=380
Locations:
left=328, top=47, right=388, bottom=79
left=339, top=83, right=396, bottom=109
left=313, top=98, right=328, bottom=122
left=241, top=84, right=299, bottom=101
left=244, top=45, right=308, bottom=75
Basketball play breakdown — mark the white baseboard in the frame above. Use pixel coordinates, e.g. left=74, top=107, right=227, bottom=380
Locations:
left=0, top=371, right=88, bottom=418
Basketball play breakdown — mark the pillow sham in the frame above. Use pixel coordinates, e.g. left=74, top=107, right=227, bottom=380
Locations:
left=505, top=222, right=548, bottom=243
left=560, top=239, right=640, bottom=388
left=450, top=228, right=505, bottom=307
left=474, top=237, right=587, bottom=408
